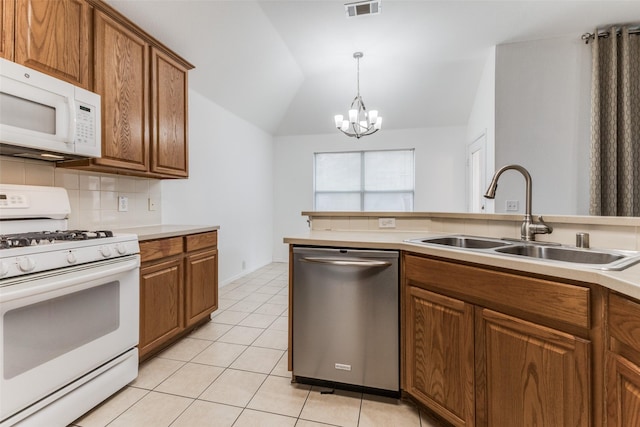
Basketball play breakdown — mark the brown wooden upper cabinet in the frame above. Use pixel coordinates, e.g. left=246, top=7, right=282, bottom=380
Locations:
left=14, top=0, right=91, bottom=89
left=92, top=8, right=150, bottom=173
left=32, top=0, right=194, bottom=179
left=0, top=0, right=15, bottom=60
left=150, top=48, right=189, bottom=177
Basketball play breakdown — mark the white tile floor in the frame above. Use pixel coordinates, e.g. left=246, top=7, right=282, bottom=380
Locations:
left=72, top=263, right=445, bottom=427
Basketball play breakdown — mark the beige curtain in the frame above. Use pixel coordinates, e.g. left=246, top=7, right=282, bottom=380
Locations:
left=590, top=26, right=640, bottom=216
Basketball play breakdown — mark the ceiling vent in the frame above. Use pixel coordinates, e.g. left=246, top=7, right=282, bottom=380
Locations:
left=345, top=0, right=381, bottom=18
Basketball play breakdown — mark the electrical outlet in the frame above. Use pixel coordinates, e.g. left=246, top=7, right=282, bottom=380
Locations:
left=118, top=196, right=128, bottom=212
left=378, top=218, right=396, bottom=228
left=148, top=198, right=157, bottom=211
left=506, top=200, right=519, bottom=211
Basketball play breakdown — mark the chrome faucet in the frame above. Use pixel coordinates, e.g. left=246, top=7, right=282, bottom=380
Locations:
left=484, top=164, right=553, bottom=241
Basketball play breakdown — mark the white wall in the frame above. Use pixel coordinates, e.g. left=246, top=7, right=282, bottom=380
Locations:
left=466, top=47, right=496, bottom=213
left=162, top=90, right=275, bottom=285
left=495, top=35, right=591, bottom=215
left=272, top=126, right=467, bottom=262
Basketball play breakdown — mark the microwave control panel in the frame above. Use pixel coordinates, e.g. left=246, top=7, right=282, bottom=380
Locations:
left=75, top=102, right=96, bottom=148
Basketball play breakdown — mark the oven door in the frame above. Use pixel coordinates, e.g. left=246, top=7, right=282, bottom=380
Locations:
left=0, top=255, right=139, bottom=422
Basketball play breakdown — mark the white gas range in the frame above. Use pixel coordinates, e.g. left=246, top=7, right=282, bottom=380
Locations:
left=0, top=184, right=140, bottom=427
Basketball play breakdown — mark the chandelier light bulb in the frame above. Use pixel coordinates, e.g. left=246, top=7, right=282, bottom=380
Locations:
left=333, top=52, right=382, bottom=139
left=348, top=109, right=358, bottom=124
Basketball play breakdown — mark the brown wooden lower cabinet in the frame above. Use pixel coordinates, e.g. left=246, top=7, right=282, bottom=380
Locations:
left=405, top=286, right=474, bottom=426
left=138, top=230, right=218, bottom=360
left=607, top=291, right=640, bottom=426
left=606, top=352, right=640, bottom=426
left=139, top=256, right=184, bottom=356
left=403, top=253, right=593, bottom=427
left=185, top=248, right=218, bottom=327
left=476, top=308, right=590, bottom=427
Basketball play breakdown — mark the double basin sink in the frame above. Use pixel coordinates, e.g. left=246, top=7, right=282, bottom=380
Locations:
left=405, top=235, right=640, bottom=271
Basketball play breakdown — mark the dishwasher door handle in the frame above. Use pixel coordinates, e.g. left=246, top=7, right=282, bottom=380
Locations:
left=300, top=257, right=392, bottom=268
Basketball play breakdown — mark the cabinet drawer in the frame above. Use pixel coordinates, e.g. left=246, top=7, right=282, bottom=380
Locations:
left=609, top=292, right=640, bottom=353
left=140, top=237, right=183, bottom=262
left=404, top=254, right=590, bottom=331
left=185, top=231, right=217, bottom=252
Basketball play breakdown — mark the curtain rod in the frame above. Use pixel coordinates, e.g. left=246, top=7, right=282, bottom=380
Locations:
left=582, top=26, right=640, bottom=44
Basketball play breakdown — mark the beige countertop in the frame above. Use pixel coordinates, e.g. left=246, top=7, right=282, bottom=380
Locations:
left=115, top=224, right=219, bottom=241
left=284, top=230, right=640, bottom=301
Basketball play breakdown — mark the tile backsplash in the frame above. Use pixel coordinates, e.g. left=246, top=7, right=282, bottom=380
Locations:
left=0, top=156, right=161, bottom=229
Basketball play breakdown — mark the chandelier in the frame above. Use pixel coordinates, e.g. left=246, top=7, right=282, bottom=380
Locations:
left=334, top=52, right=382, bottom=139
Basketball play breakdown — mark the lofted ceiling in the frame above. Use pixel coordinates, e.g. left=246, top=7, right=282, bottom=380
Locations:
left=106, top=0, right=640, bottom=136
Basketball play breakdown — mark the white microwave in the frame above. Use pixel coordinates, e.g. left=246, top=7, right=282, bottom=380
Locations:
left=0, top=58, right=101, bottom=161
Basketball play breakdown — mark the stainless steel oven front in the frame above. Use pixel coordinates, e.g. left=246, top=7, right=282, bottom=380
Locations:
left=0, top=254, right=139, bottom=426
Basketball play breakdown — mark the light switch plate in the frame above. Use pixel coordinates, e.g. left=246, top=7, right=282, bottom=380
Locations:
left=378, top=218, right=396, bottom=228
left=148, top=198, right=158, bottom=211
left=118, top=196, right=128, bottom=212
left=506, top=200, right=519, bottom=211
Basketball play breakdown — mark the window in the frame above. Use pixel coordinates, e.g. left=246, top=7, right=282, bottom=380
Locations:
left=314, top=149, right=414, bottom=211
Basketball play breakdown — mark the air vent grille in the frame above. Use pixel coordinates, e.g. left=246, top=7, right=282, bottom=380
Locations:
left=345, top=0, right=381, bottom=18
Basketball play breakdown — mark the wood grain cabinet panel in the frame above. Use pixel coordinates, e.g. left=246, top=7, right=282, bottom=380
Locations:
left=607, top=292, right=640, bottom=425
left=14, top=0, right=90, bottom=88
left=607, top=352, right=640, bottom=427
left=139, top=256, right=184, bottom=358
left=405, top=286, right=475, bottom=427
left=475, top=308, right=590, bottom=427
left=151, top=48, right=188, bottom=177
left=185, top=248, right=218, bottom=327
left=0, top=0, right=14, bottom=60
left=93, top=9, right=149, bottom=172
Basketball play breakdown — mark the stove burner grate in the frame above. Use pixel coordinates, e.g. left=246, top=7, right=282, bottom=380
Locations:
left=0, top=230, right=114, bottom=249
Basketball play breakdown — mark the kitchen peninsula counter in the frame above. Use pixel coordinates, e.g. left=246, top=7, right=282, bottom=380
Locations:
left=284, top=229, right=640, bottom=301
left=115, top=224, right=219, bottom=241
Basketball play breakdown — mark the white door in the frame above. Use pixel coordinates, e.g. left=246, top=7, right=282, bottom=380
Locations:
left=467, top=132, right=487, bottom=213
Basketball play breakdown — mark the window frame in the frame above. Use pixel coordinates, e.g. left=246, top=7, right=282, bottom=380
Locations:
left=313, top=148, right=415, bottom=212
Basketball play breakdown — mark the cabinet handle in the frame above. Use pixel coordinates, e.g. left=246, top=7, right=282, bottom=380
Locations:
left=300, top=257, right=391, bottom=267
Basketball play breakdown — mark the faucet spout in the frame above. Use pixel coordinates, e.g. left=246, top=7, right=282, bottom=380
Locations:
left=484, top=164, right=552, bottom=241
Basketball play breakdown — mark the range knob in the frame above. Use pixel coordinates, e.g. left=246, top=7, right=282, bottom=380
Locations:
left=18, top=257, right=36, bottom=272
left=0, top=261, right=8, bottom=277
left=100, top=246, right=112, bottom=258
left=67, top=251, right=77, bottom=264
left=115, top=243, right=127, bottom=255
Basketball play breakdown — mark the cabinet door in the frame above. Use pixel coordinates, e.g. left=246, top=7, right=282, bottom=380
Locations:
left=0, top=0, right=14, bottom=60
left=150, top=48, right=188, bottom=177
left=607, top=352, right=640, bottom=427
left=139, top=257, right=184, bottom=359
left=405, top=286, right=475, bottom=427
left=93, top=9, right=149, bottom=172
left=476, top=308, right=590, bottom=427
left=14, top=0, right=90, bottom=88
left=185, top=248, right=218, bottom=327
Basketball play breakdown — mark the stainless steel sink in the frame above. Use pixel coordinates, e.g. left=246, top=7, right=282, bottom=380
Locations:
left=405, top=235, right=640, bottom=271
left=407, top=235, right=511, bottom=249
left=495, top=245, right=624, bottom=264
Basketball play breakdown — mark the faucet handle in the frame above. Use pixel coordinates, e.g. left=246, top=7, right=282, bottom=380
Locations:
left=535, top=216, right=553, bottom=233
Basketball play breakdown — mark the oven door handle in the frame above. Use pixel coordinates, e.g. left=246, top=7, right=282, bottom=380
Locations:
left=0, top=255, right=140, bottom=303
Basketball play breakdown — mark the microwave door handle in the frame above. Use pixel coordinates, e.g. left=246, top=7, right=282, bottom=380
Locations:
left=67, top=96, right=77, bottom=144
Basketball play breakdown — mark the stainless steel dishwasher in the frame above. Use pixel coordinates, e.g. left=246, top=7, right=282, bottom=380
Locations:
left=292, top=246, right=399, bottom=394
